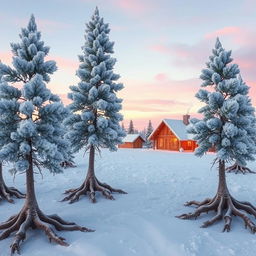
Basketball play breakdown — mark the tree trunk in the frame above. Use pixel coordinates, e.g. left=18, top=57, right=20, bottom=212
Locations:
left=25, top=150, right=38, bottom=210
left=86, top=145, right=95, bottom=178
left=62, top=144, right=127, bottom=203
left=217, top=160, right=229, bottom=196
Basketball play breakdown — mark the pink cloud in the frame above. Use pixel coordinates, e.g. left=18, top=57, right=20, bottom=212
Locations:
left=124, top=98, right=189, bottom=112
left=205, top=27, right=242, bottom=39
left=109, top=0, right=151, bottom=14
left=151, top=40, right=211, bottom=71
left=151, top=27, right=256, bottom=92
left=150, top=44, right=171, bottom=54
left=78, top=0, right=152, bottom=15
left=154, top=73, right=168, bottom=82
left=119, top=76, right=201, bottom=129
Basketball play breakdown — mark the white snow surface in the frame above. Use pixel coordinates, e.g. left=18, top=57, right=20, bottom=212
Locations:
left=1, top=149, right=256, bottom=256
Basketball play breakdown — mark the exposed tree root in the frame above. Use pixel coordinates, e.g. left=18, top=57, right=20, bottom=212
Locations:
left=62, top=176, right=127, bottom=203
left=0, top=183, right=25, bottom=203
left=176, top=194, right=256, bottom=233
left=226, top=163, right=255, bottom=174
left=0, top=163, right=25, bottom=203
left=60, top=161, right=76, bottom=169
left=0, top=206, right=94, bottom=254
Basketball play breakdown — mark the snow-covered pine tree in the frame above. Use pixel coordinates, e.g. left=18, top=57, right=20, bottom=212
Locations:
left=177, top=38, right=256, bottom=233
left=0, top=55, right=25, bottom=204
left=121, top=122, right=125, bottom=132
left=0, top=15, right=93, bottom=254
left=140, top=127, right=146, bottom=140
left=127, top=120, right=135, bottom=134
left=145, top=120, right=153, bottom=148
left=0, top=102, right=25, bottom=202
left=62, top=7, right=126, bottom=204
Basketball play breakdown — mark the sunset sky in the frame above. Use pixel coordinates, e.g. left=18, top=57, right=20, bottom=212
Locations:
left=0, top=0, right=255, bottom=130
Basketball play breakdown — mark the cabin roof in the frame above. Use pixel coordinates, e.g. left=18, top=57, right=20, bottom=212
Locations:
left=122, top=134, right=145, bottom=143
left=149, top=119, right=194, bottom=140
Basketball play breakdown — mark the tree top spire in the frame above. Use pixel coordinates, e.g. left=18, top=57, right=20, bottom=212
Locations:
left=215, top=37, right=222, bottom=49
left=94, top=6, right=99, bottom=16
left=27, top=14, right=37, bottom=32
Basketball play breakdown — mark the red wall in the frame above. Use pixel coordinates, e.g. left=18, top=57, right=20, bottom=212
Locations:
left=119, top=137, right=144, bottom=148
left=151, top=122, right=197, bottom=151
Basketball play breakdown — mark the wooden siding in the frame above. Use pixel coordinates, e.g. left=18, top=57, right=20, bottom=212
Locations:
left=151, top=122, right=197, bottom=151
left=153, top=122, right=180, bottom=151
left=119, top=137, right=144, bottom=148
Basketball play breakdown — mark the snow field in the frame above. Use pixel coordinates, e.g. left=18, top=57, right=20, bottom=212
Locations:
left=0, top=149, right=256, bottom=256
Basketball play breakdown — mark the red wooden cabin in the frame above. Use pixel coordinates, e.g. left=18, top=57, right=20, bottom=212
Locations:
left=119, top=134, right=145, bottom=148
left=149, top=115, right=197, bottom=151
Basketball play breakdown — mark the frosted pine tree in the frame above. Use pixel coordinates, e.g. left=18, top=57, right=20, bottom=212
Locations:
left=225, top=77, right=256, bottom=174
left=145, top=120, right=153, bottom=148
left=0, top=93, right=25, bottom=202
left=127, top=120, right=135, bottom=134
left=121, top=122, right=125, bottom=132
left=177, top=38, right=256, bottom=233
left=62, top=8, right=126, bottom=204
left=0, top=15, right=92, bottom=254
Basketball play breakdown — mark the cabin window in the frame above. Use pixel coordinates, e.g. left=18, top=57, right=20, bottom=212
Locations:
left=188, top=141, right=192, bottom=146
left=159, top=138, right=164, bottom=147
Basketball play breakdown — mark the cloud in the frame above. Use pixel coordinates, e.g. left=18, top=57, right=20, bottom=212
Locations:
left=124, top=98, right=190, bottom=112
left=110, top=0, right=150, bottom=14
left=151, top=26, right=256, bottom=101
left=119, top=76, right=202, bottom=129
left=78, top=0, right=153, bottom=15
left=205, top=27, right=242, bottom=40
left=154, top=73, right=169, bottom=82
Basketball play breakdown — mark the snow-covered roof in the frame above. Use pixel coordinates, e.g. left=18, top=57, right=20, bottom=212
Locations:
left=123, top=134, right=145, bottom=143
left=149, top=119, right=194, bottom=140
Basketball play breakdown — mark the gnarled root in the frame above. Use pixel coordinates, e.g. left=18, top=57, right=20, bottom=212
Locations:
left=176, top=194, right=256, bottom=233
left=60, top=161, right=76, bottom=169
left=226, top=164, right=255, bottom=174
left=62, top=176, right=127, bottom=204
left=0, top=206, right=94, bottom=254
left=0, top=183, right=25, bottom=203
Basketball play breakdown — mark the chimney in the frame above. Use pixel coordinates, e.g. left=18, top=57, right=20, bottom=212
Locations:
left=183, top=114, right=190, bottom=125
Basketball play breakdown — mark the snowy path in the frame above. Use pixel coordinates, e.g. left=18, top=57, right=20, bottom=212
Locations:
left=1, top=149, right=256, bottom=256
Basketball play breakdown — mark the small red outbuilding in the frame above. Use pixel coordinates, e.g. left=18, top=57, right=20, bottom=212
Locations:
left=119, top=134, right=145, bottom=148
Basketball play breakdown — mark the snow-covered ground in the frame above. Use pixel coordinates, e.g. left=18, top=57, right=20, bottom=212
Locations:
left=1, top=149, right=256, bottom=256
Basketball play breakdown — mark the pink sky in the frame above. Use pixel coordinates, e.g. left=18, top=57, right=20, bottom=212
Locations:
left=1, top=0, right=256, bottom=131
